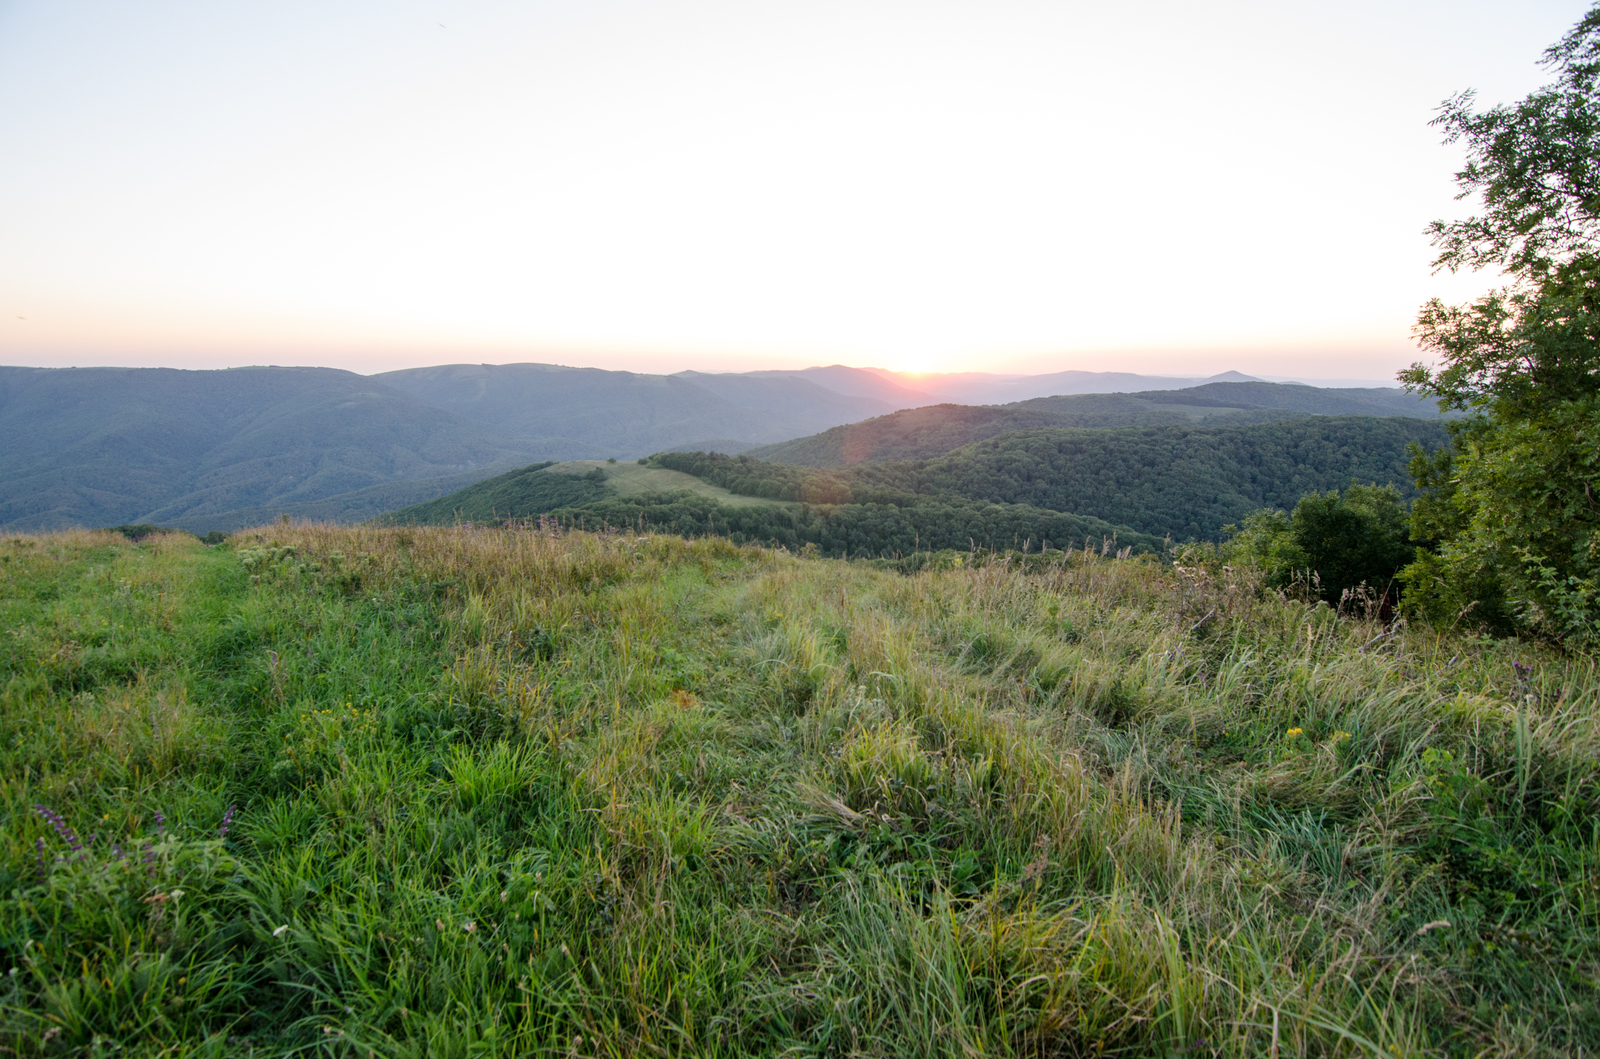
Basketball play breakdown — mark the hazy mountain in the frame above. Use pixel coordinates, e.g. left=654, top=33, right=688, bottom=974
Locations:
left=742, top=365, right=940, bottom=406
left=860, top=368, right=1256, bottom=405
left=747, top=381, right=1446, bottom=467
left=0, top=366, right=536, bottom=532
left=373, top=363, right=900, bottom=454
left=1, top=361, right=1436, bottom=535
left=385, top=413, right=1448, bottom=550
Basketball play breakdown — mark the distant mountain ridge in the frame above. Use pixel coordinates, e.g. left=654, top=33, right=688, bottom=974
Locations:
left=373, top=363, right=906, bottom=455
left=748, top=381, right=1446, bottom=467
left=0, top=361, right=1427, bottom=533
left=0, top=365, right=538, bottom=533
left=386, top=413, right=1449, bottom=551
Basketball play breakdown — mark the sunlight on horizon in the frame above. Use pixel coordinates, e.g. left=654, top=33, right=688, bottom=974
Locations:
left=0, top=0, right=1587, bottom=379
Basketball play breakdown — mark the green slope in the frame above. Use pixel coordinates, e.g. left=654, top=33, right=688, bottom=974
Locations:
left=746, top=381, right=1443, bottom=467
left=657, top=414, right=1451, bottom=542
left=382, top=457, right=1161, bottom=556
left=382, top=460, right=790, bottom=525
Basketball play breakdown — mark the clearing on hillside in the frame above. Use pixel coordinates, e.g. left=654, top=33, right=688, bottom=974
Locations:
left=546, top=459, right=792, bottom=507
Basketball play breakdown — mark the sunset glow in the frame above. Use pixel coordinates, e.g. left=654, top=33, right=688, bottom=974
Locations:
left=0, top=0, right=1586, bottom=379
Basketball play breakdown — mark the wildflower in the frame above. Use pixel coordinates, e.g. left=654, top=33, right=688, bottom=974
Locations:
left=33, top=805, right=82, bottom=852
left=1286, top=727, right=1304, bottom=738
left=1332, top=731, right=1352, bottom=743
left=273, top=924, right=290, bottom=937
left=463, top=921, right=476, bottom=933
left=436, top=919, right=446, bottom=931
left=217, top=803, right=238, bottom=840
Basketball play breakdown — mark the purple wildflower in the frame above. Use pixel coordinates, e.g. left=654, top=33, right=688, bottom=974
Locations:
left=33, top=805, right=82, bottom=852
left=154, top=810, right=165, bottom=835
left=35, top=837, right=46, bottom=881
left=217, top=803, right=238, bottom=840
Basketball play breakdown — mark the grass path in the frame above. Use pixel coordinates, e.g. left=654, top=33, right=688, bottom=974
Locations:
left=1, top=526, right=1596, bottom=1056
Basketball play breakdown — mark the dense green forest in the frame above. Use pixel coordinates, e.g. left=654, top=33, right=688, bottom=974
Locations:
left=376, top=462, right=596, bottom=525
left=384, top=462, right=1164, bottom=558
left=543, top=491, right=1164, bottom=557
left=388, top=415, right=1447, bottom=552
left=662, top=415, right=1450, bottom=541
left=748, top=381, right=1444, bottom=467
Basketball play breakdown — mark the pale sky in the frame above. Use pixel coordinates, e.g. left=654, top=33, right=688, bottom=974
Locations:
left=0, top=0, right=1588, bottom=379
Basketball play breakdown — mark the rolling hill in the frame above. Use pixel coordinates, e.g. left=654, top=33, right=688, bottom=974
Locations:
left=1, top=363, right=1440, bottom=536
left=381, top=457, right=1165, bottom=557
left=0, top=366, right=539, bottom=533
left=747, top=381, right=1446, bottom=466
left=372, top=363, right=917, bottom=455
left=387, top=413, right=1450, bottom=553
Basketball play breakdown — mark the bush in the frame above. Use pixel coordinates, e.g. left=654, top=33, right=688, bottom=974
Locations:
left=1224, top=483, right=1411, bottom=604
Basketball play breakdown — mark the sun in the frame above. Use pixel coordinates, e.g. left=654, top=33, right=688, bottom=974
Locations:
left=879, top=353, right=942, bottom=376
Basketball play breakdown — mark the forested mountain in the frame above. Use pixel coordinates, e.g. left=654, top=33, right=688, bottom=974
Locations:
left=0, top=366, right=538, bottom=533
left=748, top=381, right=1444, bottom=467
left=373, top=363, right=908, bottom=455
left=388, top=414, right=1449, bottom=552
left=1, top=363, right=1438, bottom=536
left=382, top=458, right=1164, bottom=557
left=1129, top=382, right=1442, bottom=417
left=838, top=416, right=1451, bottom=540
left=873, top=367, right=1255, bottom=404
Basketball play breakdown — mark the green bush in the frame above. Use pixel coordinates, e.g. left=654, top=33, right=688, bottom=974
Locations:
left=1224, top=483, right=1411, bottom=604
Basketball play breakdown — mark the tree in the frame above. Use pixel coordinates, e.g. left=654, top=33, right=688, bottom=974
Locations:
left=1223, top=484, right=1411, bottom=605
left=1400, top=6, right=1600, bottom=643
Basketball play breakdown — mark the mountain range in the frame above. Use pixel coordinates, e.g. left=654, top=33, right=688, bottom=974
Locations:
left=0, top=361, right=1435, bottom=532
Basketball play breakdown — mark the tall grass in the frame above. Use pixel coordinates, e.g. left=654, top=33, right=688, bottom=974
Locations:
left=1, top=524, right=1595, bottom=1056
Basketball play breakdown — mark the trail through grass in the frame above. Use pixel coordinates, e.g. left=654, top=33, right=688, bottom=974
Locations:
left=2, top=526, right=1596, bottom=1056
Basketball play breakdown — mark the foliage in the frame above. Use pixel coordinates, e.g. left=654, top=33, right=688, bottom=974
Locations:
left=546, top=489, right=1165, bottom=558
left=1222, top=484, right=1413, bottom=603
left=696, top=415, right=1442, bottom=542
left=846, top=416, right=1445, bottom=541
left=749, top=381, right=1444, bottom=468
left=1401, top=7, right=1600, bottom=644
left=392, top=416, right=1446, bottom=556
left=2, top=526, right=1597, bottom=1055
left=377, top=462, right=605, bottom=525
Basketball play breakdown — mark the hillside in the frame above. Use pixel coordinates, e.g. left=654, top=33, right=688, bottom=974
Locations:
left=869, top=367, right=1258, bottom=404
left=664, top=415, right=1450, bottom=541
left=847, top=415, right=1453, bottom=540
left=748, top=381, right=1444, bottom=466
left=0, top=366, right=536, bottom=533
left=382, top=459, right=788, bottom=526
left=0, top=366, right=1434, bottom=536
left=3, top=525, right=1593, bottom=1054
left=383, top=458, right=1162, bottom=557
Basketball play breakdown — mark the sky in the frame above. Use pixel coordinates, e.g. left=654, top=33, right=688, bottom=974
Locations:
left=0, top=0, right=1590, bottom=380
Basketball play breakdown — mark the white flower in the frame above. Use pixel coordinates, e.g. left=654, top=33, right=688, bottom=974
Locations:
left=273, top=924, right=290, bottom=937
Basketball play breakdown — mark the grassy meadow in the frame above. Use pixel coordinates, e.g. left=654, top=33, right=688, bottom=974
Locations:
left=1, top=525, right=1597, bottom=1056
